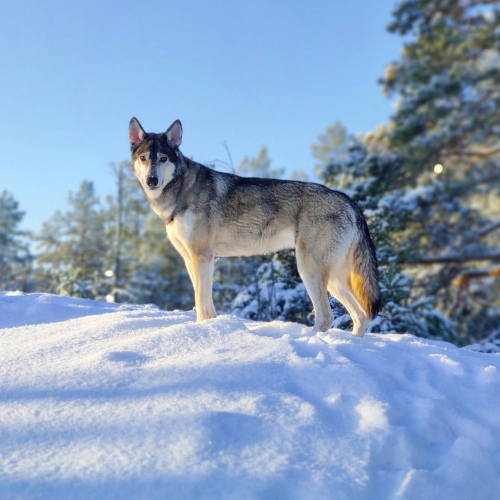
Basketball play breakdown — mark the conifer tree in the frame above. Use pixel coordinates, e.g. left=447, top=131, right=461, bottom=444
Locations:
left=312, top=121, right=349, bottom=176
left=35, top=181, right=111, bottom=298
left=381, top=0, right=500, bottom=342
left=237, top=146, right=285, bottom=178
left=316, top=0, right=500, bottom=343
left=0, top=191, right=33, bottom=291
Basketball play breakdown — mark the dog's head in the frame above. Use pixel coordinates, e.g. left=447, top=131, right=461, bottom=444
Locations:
left=128, top=118, right=183, bottom=198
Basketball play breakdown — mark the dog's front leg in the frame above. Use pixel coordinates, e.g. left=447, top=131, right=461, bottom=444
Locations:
left=191, top=250, right=217, bottom=321
left=168, top=231, right=195, bottom=287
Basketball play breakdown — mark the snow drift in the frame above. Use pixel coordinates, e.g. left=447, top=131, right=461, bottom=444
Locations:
left=1, top=291, right=499, bottom=499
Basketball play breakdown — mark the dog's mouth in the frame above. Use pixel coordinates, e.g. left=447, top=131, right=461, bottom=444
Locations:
left=145, top=179, right=163, bottom=191
left=145, top=180, right=163, bottom=191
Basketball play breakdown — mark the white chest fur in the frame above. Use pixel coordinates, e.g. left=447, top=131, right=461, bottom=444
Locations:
left=166, top=210, right=195, bottom=243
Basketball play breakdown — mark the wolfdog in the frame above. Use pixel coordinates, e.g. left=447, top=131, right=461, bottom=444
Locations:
left=128, top=118, right=381, bottom=336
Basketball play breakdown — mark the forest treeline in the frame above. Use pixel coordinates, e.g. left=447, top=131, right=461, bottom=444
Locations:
left=1, top=1, right=499, bottom=346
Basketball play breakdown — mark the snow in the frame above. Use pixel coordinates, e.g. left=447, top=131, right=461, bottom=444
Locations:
left=1, top=292, right=500, bottom=500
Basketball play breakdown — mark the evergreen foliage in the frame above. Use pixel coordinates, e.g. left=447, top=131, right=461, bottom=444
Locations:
left=231, top=255, right=312, bottom=325
left=384, top=0, right=500, bottom=184
left=36, top=181, right=110, bottom=277
left=382, top=0, right=500, bottom=343
left=35, top=181, right=112, bottom=298
left=312, top=121, right=349, bottom=176
left=237, top=146, right=285, bottom=179
left=317, top=0, right=500, bottom=344
left=0, top=191, right=33, bottom=291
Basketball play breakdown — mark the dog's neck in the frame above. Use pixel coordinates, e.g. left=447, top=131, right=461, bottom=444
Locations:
left=146, top=153, right=202, bottom=225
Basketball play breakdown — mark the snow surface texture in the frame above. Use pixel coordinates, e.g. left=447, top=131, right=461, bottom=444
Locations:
left=1, top=292, right=500, bottom=500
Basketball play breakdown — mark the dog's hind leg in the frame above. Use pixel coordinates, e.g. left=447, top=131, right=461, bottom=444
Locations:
left=296, top=246, right=333, bottom=332
left=328, top=270, right=370, bottom=337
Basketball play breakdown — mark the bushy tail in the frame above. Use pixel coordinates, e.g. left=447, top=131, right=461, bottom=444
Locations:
left=350, top=212, right=382, bottom=320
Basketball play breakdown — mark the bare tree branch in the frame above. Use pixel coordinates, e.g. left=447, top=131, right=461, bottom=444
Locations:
left=414, top=250, right=500, bottom=265
left=453, top=267, right=500, bottom=285
left=453, top=145, right=500, bottom=159
left=476, top=221, right=500, bottom=239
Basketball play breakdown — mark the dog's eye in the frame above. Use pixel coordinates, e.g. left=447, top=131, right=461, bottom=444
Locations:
left=160, top=156, right=168, bottom=163
left=140, top=155, right=146, bottom=161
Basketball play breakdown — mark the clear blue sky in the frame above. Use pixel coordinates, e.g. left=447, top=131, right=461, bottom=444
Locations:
left=0, top=0, right=402, bottom=233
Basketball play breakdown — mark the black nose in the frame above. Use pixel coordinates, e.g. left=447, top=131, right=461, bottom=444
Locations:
left=147, top=176, right=158, bottom=188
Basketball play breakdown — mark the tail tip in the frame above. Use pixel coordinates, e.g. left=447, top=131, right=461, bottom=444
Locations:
left=369, top=294, right=383, bottom=320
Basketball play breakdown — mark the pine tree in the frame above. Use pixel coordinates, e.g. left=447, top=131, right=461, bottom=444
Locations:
left=237, top=146, right=285, bottom=178
left=0, top=191, right=33, bottom=291
left=380, top=0, right=500, bottom=343
left=384, top=0, right=500, bottom=184
left=313, top=1, right=500, bottom=344
left=312, top=121, right=349, bottom=176
left=35, top=181, right=112, bottom=298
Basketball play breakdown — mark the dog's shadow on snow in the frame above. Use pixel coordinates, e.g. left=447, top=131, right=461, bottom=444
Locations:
left=107, top=351, right=151, bottom=366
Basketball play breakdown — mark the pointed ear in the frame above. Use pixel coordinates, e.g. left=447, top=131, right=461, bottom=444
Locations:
left=166, top=120, right=183, bottom=148
left=129, top=117, right=146, bottom=148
